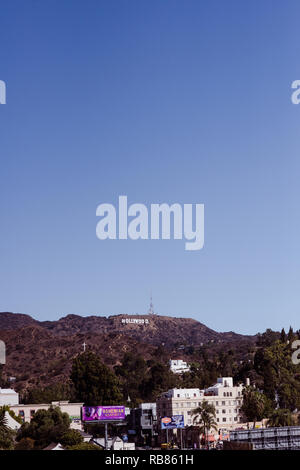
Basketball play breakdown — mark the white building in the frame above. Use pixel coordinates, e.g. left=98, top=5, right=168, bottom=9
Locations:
left=156, top=377, right=245, bottom=432
left=0, top=388, right=19, bottom=406
left=10, top=401, right=83, bottom=430
left=93, top=437, right=135, bottom=450
left=169, top=359, right=191, bottom=374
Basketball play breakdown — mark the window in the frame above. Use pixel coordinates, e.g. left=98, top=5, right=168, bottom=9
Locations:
left=222, top=401, right=225, bottom=406
left=222, top=410, right=226, bottom=414
left=222, top=418, right=226, bottom=422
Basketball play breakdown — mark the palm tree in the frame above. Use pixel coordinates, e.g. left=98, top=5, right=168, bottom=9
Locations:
left=267, top=409, right=293, bottom=427
left=191, top=401, right=217, bottom=448
left=0, top=408, right=8, bottom=432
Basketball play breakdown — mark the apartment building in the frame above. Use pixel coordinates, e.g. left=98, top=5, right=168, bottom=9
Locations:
left=156, top=377, right=245, bottom=432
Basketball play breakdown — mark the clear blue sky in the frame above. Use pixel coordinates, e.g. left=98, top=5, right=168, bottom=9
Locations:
left=1, top=0, right=300, bottom=334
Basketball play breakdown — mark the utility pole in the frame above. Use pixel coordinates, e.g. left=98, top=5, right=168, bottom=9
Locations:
left=105, top=422, right=108, bottom=450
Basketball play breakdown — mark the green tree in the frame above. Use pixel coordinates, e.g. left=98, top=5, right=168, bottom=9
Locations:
left=144, top=362, right=177, bottom=399
left=191, top=400, right=217, bottom=448
left=280, top=328, right=287, bottom=343
left=0, top=408, right=7, bottom=433
left=241, top=386, right=270, bottom=428
left=267, top=409, right=294, bottom=427
left=67, top=442, right=101, bottom=450
left=16, top=406, right=70, bottom=449
left=15, top=437, right=35, bottom=450
left=254, top=340, right=300, bottom=411
left=114, top=353, right=148, bottom=405
left=0, top=408, right=15, bottom=450
left=71, top=352, right=122, bottom=406
left=60, top=429, right=83, bottom=447
left=23, top=382, right=74, bottom=404
left=287, top=327, right=295, bottom=343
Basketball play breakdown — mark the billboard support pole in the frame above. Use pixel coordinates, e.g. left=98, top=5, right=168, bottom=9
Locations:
left=166, top=428, right=169, bottom=444
left=105, top=422, right=108, bottom=450
left=180, top=428, right=183, bottom=449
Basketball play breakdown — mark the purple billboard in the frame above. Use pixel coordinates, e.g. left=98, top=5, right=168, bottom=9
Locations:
left=82, top=405, right=126, bottom=422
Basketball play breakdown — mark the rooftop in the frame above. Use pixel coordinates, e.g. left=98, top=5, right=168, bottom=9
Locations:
left=0, top=388, right=18, bottom=394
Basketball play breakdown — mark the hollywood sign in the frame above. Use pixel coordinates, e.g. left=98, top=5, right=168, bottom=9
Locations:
left=121, top=318, right=149, bottom=325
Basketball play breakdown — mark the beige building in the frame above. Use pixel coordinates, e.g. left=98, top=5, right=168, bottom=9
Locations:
left=10, top=401, right=83, bottom=430
left=156, top=377, right=245, bottom=433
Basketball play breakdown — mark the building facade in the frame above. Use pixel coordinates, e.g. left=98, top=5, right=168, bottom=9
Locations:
left=0, top=388, right=19, bottom=406
left=156, top=377, right=245, bottom=433
left=128, top=402, right=158, bottom=446
left=169, top=359, right=191, bottom=374
left=10, top=401, right=83, bottom=430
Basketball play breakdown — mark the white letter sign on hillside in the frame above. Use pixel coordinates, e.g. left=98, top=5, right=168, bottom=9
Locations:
left=121, top=318, right=149, bottom=325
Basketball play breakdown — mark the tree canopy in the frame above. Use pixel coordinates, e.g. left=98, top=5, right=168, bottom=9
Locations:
left=71, top=351, right=122, bottom=406
left=16, top=406, right=70, bottom=449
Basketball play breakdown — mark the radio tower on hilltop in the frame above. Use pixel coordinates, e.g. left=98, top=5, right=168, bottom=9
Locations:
left=148, top=292, right=155, bottom=315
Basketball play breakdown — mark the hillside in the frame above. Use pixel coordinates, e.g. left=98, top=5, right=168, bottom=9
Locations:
left=0, top=311, right=256, bottom=392
left=0, top=312, right=253, bottom=346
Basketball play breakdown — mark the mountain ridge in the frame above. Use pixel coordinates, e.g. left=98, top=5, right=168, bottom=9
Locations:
left=0, top=311, right=257, bottom=392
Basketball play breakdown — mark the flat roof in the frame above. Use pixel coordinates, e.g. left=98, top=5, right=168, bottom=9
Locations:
left=12, top=402, right=84, bottom=407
